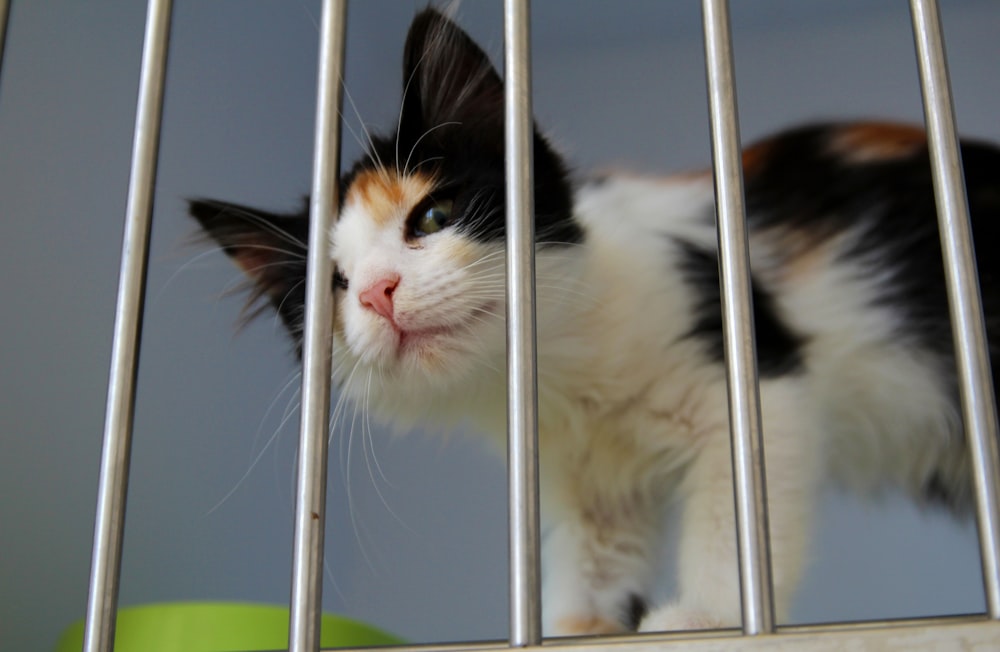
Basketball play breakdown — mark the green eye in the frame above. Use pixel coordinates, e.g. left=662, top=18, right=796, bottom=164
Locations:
left=413, top=200, right=453, bottom=237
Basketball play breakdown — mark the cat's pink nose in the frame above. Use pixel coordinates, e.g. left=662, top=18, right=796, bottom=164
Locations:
left=359, top=275, right=399, bottom=322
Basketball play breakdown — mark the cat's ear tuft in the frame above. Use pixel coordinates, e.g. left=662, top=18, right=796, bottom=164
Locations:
left=401, top=8, right=504, bottom=142
left=187, top=198, right=310, bottom=341
left=188, top=198, right=306, bottom=280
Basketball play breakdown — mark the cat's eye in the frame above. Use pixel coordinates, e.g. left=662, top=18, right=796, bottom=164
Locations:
left=411, top=199, right=453, bottom=238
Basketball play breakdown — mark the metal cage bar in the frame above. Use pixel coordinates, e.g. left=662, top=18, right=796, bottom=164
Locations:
left=83, top=1, right=173, bottom=651
left=908, top=0, right=1000, bottom=619
left=288, top=1, right=348, bottom=650
left=504, top=0, right=543, bottom=646
left=700, top=0, right=775, bottom=636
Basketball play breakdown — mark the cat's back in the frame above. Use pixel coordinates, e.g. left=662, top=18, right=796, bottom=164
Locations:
left=570, top=121, right=1000, bottom=509
left=580, top=123, right=1000, bottom=373
left=742, top=122, right=1000, bottom=508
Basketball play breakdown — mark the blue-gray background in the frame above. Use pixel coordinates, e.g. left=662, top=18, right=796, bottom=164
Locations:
left=2, top=1, right=998, bottom=650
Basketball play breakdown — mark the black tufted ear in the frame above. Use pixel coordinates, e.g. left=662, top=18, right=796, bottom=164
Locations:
left=391, top=9, right=581, bottom=247
left=399, top=8, right=506, bottom=154
left=187, top=197, right=310, bottom=349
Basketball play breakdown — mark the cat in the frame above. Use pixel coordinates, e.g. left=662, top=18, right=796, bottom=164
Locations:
left=187, top=7, right=1000, bottom=636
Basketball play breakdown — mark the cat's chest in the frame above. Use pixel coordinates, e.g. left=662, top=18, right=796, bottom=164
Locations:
left=535, top=340, right=729, bottom=479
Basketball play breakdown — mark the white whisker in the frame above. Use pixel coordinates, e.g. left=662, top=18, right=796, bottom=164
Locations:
left=403, top=121, right=461, bottom=176
left=204, top=372, right=303, bottom=517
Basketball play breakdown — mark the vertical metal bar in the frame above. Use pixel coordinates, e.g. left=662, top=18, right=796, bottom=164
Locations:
left=0, top=0, right=11, bottom=84
left=909, top=0, right=1000, bottom=619
left=504, top=0, right=542, bottom=646
left=82, top=1, right=172, bottom=651
left=700, top=0, right=775, bottom=636
left=288, top=0, right=346, bottom=650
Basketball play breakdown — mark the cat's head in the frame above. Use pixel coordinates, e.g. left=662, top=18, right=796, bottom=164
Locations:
left=189, top=8, right=583, bottom=414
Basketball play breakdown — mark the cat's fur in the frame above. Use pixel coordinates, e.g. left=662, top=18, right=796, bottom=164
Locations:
left=188, top=8, right=1000, bottom=636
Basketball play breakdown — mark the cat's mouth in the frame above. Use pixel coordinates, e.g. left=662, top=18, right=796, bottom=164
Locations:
left=393, top=301, right=496, bottom=355
left=398, top=324, right=454, bottom=350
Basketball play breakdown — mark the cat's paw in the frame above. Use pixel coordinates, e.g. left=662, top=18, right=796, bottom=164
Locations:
left=638, top=603, right=728, bottom=632
left=550, top=615, right=627, bottom=637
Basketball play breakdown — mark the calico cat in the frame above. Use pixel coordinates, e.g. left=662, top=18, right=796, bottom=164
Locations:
left=188, top=8, right=1000, bottom=636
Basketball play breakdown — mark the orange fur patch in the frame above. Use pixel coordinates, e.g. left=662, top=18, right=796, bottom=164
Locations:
left=756, top=225, right=840, bottom=286
left=741, top=138, right=775, bottom=178
left=346, top=170, right=436, bottom=227
left=828, top=122, right=926, bottom=163
left=778, top=232, right=835, bottom=279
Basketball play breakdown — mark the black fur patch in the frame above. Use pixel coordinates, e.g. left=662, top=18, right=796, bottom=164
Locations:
left=188, top=197, right=310, bottom=356
left=676, top=239, right=805, bottom=378
left=924, top=471, right=953, bottom=508
left=923, top=469, right=970, bottom=514
left=743, top=124, right=1000, bottom=379
left=624, top=593, right=648, bottom=631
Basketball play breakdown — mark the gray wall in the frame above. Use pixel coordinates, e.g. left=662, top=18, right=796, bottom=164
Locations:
left=1, top=1, right=998, bottom=650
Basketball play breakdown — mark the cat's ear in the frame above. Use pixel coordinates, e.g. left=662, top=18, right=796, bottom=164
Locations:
left=397, top=9, right=580, bottom=247
left=400, top=8, right=504, bottom=145
left=187, top=198, right=309, bottom=337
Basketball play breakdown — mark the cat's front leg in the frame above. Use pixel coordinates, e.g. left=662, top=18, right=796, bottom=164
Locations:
left=638, top=429, right=742, bottom=632
left=541, top=501, right=659, bottom=637
left=641, top=379, right=820, bottom=632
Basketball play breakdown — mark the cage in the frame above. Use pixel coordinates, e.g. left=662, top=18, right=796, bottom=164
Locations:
left=2, top=1, right=999, bottom=650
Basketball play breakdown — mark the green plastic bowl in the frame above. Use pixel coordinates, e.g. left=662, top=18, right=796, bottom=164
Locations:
left=55, top=602, right=403, bottom=651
